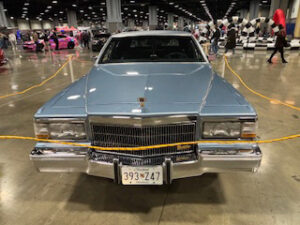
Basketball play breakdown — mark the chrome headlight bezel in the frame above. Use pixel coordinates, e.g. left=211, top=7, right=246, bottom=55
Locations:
left=34, top=118, right=87, bottom=140
left=202, top=120, right=257, bottom=139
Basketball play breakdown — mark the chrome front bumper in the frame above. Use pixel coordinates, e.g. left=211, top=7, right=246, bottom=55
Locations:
left=30, top=143, right=262, bottom=184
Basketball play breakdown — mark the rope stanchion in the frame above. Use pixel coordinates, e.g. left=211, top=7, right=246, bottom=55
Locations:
left=224, top=55, right=300, bottom=111
left=0, top=134, right=299, bottom=151
left=0, top=56, right=73, bottom=100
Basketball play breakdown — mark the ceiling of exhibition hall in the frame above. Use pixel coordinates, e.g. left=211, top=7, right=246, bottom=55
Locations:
left=3, top=0, right=272, bottom=22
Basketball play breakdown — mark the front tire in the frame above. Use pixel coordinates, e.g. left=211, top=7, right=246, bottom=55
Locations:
left=68, top=41, right=75, bottom=49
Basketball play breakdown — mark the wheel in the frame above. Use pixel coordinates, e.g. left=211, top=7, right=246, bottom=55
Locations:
left=68, top=41, right=75, bottom=49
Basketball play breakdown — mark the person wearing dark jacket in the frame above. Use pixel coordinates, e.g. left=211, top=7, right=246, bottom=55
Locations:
left=267, top=29, right=288, bottom=63
left=82, top=31, right=90, bottom=49
left=51, top=32, right=59, bottom=50
left=225, top=25, right=236, bottom=54
left=211, top=28, right=220, bottom=54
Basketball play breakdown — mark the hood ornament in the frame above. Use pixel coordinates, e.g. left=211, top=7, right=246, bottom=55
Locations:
left=138, top=97, right=146, bottom=108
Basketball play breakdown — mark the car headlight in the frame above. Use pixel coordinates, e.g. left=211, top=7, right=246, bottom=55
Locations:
left=34, top=120, right=87, bottom=140
left=203, top=121, right=256, bottom=139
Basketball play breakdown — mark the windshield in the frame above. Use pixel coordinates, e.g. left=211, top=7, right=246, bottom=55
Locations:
left=99, top=36, right=205, bottom=64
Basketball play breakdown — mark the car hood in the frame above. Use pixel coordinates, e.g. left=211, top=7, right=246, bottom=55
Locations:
left=86, top=63, right=213, bottom=115
left=36, top=62, right=256, bottom=118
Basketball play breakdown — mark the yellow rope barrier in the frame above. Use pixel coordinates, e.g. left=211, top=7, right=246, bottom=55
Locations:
left=224, top=55, right=300, bottom=111
left=0, top=134, right=299, bottom=151
left=0, top=56, right=72, bottom=99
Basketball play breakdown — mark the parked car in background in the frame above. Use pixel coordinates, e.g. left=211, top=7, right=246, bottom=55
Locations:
left=49, top=34, right=78, bottom=50
left=31, top=31, right=261, bottom=185
left=91, top=33, right=111, bottom=52
left=23, top=39, right=46, bottom=51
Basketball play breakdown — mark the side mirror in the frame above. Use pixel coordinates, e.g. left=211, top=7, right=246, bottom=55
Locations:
left=91, top=55, right=98, bottom=61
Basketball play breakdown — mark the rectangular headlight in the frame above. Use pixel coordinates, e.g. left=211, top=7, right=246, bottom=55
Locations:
left=203, top=121, right=257, bottom=139
left=203, top=122, right=241, bottom=138
left=34, top=120, right=86, bottom=140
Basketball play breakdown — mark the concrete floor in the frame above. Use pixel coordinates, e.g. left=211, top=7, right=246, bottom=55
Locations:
left=0, top=48, right=299, bottom=225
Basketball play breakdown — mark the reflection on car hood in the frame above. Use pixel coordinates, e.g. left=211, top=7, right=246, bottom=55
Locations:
left=86, top=63, right=213, bottom=115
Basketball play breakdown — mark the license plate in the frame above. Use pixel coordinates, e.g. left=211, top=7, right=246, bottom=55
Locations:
left=121, top=166, right=163, bottom=185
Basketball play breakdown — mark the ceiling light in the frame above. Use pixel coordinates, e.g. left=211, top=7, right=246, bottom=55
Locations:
left=101, top=2, right=105, bottom=5
left=52, top=1, right=58, bottom=3
left=169, top=2, right=174, bottom=5
left=10, top=16, right=14, bottom=19
left=24, top=2, right=30, bottom=6
left=47, top=6, right=52, bottom=9
left=23, top=7, right=28, bottom=10
left=130, top=0, right=135, bottom=3
left=72, top=4, right=77, bottom=7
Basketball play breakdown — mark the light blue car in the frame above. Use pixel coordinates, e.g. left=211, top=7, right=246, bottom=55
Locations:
left=31, top=31, right=261, bottom=185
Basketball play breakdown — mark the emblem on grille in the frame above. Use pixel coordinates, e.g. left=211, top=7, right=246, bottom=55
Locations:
left=177, top=145, right=191, bottom=150
left=138, top=97, right=146, bottom=107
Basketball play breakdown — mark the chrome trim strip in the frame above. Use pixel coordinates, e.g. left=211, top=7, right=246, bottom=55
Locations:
left=88, top=115, right=197, bottom=126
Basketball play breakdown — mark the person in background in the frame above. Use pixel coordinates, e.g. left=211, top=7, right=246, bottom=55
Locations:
left=2, top=32, right=8, bottom=49
left=210, top=27, right=220, bottom=55
left=0, top=32, right=5, bottom=49
left=79, top=31, right=84, bottom=47
left=76, top=31, right=82, bottom=47
left=267, top=28, right=288, bottom=64
left=82, top=31, right=90, bottom=49
left=33, top=31, right=40, bottom=52
left=225, top=25, right=236, bottom=54
left=51, top=32, right=59, bottom=50
left=8, top=31, right=17, bottom=51
left=40, top=30, right=49, bottom=51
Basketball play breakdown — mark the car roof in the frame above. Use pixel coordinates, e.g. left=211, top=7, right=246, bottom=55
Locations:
left=112, top=30, right=193, bottom=38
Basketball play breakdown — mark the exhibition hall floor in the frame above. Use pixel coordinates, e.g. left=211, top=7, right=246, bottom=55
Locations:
left=0, top=48, right=299, bottom=225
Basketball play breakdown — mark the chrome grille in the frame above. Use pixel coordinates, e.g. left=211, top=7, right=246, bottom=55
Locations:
left=91, top=122, right=197, bottom=157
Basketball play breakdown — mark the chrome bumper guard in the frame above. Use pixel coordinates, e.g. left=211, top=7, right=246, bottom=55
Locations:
left=30, top=145, right=262, bottom=184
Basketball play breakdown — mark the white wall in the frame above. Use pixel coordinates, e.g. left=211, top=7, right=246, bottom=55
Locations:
left=17, top=19, right=30, bottom=30
left=31, top=20, right=42, bottom=30
left=42, top=21, right=53, bottom=29
left=7, top=18, right=16, bottom=28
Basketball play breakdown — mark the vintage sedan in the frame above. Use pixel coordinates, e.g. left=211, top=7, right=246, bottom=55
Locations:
left=31, top=31, right=261, bottom=185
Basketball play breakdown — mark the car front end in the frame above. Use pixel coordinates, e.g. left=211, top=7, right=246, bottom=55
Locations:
left=30, top=31, right=261, bottom=185
left=31, top=114, right=261, bottom=184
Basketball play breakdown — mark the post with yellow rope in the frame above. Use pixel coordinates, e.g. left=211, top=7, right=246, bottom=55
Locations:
left=68, top=54, right=75, bottom=82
